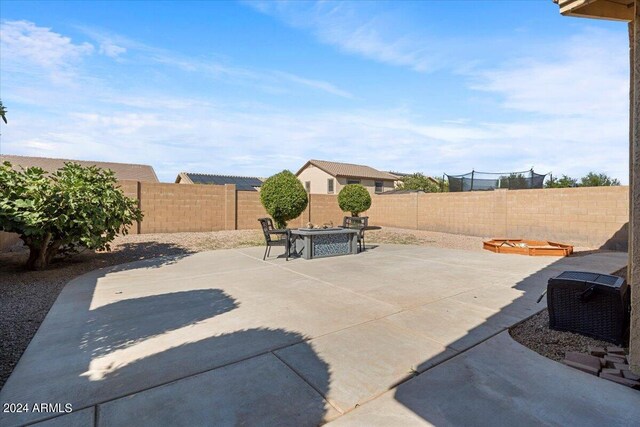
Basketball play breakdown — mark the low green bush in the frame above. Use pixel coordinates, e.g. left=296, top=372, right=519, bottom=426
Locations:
left=0, top=161, right=143, bottom=270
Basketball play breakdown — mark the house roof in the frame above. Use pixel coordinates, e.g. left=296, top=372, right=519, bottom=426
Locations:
left=176, top=172, right=263, bottom=191
left=387, top=171, right=411, bottom=179
left=378, top=189, right=424, bottom=195
left=0, top=154, right=159, bottom=182
left=297, top=160, right=397, bottom=181
left=553, top=0, right=634, bottom=21
left=389, top=171, right=440, bottom=184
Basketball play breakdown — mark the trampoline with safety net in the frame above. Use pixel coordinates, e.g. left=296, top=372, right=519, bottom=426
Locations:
left=445, top=169, right=547, bottom=192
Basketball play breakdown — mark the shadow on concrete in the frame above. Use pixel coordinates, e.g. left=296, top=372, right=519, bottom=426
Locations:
left=97, top=328, right=331, bottom=425
left=77, top=287, right=331, bottom=425
left=391, top=250, right=630, bottom=425
left=81, top=289, right=238, bottom=358
left=600, top=222, right=629, bottom=251
left=0, top=254, right=333, bottom=426
left=93, top=241, right=196, bottom=270
left=0, top=242, right=198, bottom=391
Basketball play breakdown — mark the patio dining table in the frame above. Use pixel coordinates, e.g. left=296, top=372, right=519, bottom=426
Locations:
left=289, top=228, right=360, bottom=259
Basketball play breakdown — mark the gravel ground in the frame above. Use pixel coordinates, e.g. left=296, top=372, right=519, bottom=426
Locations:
left=510, top=266, right=629, bottom=361
left=0, top=227, right=604, bottom=389
left=367, top=227, right=486, bottom=251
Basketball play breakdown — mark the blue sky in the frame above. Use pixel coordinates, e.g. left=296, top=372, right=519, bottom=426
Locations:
left=0, top=0, right=630, bottom=183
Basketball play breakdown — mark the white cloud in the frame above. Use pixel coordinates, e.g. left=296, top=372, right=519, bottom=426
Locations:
left=77, top=24, right=353, bottom=98
left=99, top=41, right=126, bottom=58
left=2, top=100, right=628, bottom=183
left=470, top=30, right=628, bottom=119
left=245, top=1, right=445, bottom=72
left=0, top=20, right=93, bottom=80
left=274, top=71, right=353, bottom=98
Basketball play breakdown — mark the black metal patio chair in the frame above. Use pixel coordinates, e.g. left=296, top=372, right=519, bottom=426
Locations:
left=258, top=218, right=290, bottom=261
left=342, top=216, right=368, bottom=252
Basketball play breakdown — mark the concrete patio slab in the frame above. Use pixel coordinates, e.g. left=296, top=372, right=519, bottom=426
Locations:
left=30, top=407, right=94, bottom=427
left=386, top=298, right=521, bottom=352
left=0, top=245, right=629, bottom=426
left=275, top=318, right=458, bottom=412
left=449, top=284, right=545, bottom=320
left=98, top=353, right=340, bottom=427
left=327, top=332, right=640, bottom=426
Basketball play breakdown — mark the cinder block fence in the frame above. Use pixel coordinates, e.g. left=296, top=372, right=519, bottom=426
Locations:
left=0, top=183, right=629, bottom=251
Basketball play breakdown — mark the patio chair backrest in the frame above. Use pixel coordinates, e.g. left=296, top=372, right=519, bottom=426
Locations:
left=258, top=218, right=275, bottom=243
left=343, top=216, right=368, bottom=228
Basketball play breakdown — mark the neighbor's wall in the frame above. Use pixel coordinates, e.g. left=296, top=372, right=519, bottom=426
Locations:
left=309, top=194, right=345, bottom=226
left=0, top=182, right=629, bottom=251
left=415, top=190, right=508, bottom=238
left=367, top=186, right=629, bottom=249
left=137, top=182, right=227, bottom=233
left=236, top=191, right=268, bottom=230
left=366, top=192, right=418, bottom=229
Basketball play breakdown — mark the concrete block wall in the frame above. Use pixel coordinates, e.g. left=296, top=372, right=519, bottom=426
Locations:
left=0, top=181, right=630, bottom=251
left=368, top=186, right=629, bottom=249
left=117, top=180, right=139, bottom=200
left=308, top=194, right=345, bottom=226
left=235, top=191, right=310, bottom=229
left=416, top=190, right=507, bottom=237
left=505, top=186, right=629, bottom=249
left=366, top=193, right=418, bottom=229
left=138, top=182, right=226, bottom=233
left=236, top=191, right=269, bottom=230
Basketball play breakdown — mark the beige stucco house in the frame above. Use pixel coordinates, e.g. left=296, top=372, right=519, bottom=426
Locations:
left=296, top=160, right=397, bottom=195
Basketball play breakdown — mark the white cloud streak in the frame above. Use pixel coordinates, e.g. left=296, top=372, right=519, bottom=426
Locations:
left=77, top=24, right=353, bottom=98
left=245, top=1, right=445, bottom=72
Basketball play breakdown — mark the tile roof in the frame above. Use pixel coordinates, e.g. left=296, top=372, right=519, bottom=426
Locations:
left=297, top=160, right=397, bottom=181
left=177, top=172, right=263, bottom=191
left=0, top=154, right=159, bottom=182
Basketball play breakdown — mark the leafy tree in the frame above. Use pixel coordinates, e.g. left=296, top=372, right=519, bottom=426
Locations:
left=0, top=161, right=143, bottom=270
left=260, top=170, right=308, bottom=229
left=498, top=173, right=529, bottom=190
left=433, top=176, right=449, bottom=192
left=0, top=100, right=7, bottom=124
left=397, top=173, right=443, bottom=193
left=338, top=184, right=371, bottom=216
left=545, top=174, right=578, bottom=188
left=579, top=172, right=620, bottom=187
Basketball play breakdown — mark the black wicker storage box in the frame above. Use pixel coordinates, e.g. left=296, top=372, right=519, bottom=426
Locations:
left=547, top=271, right=630, bottom=345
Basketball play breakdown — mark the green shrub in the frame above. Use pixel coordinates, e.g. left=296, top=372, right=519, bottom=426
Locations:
left=338, top=184, right=371, bottom=216
left=579, top=172, right=620, bottom=187
left=397, top=173, right=444, bottom=192
left=260, top=170, right=308, bottom=228
left=0, top=161, right=143, bottom=270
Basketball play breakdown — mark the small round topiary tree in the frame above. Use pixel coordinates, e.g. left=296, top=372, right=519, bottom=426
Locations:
left=260, top=170, right=308, bottom=229
left=338, top=184, right=371, bottom=217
